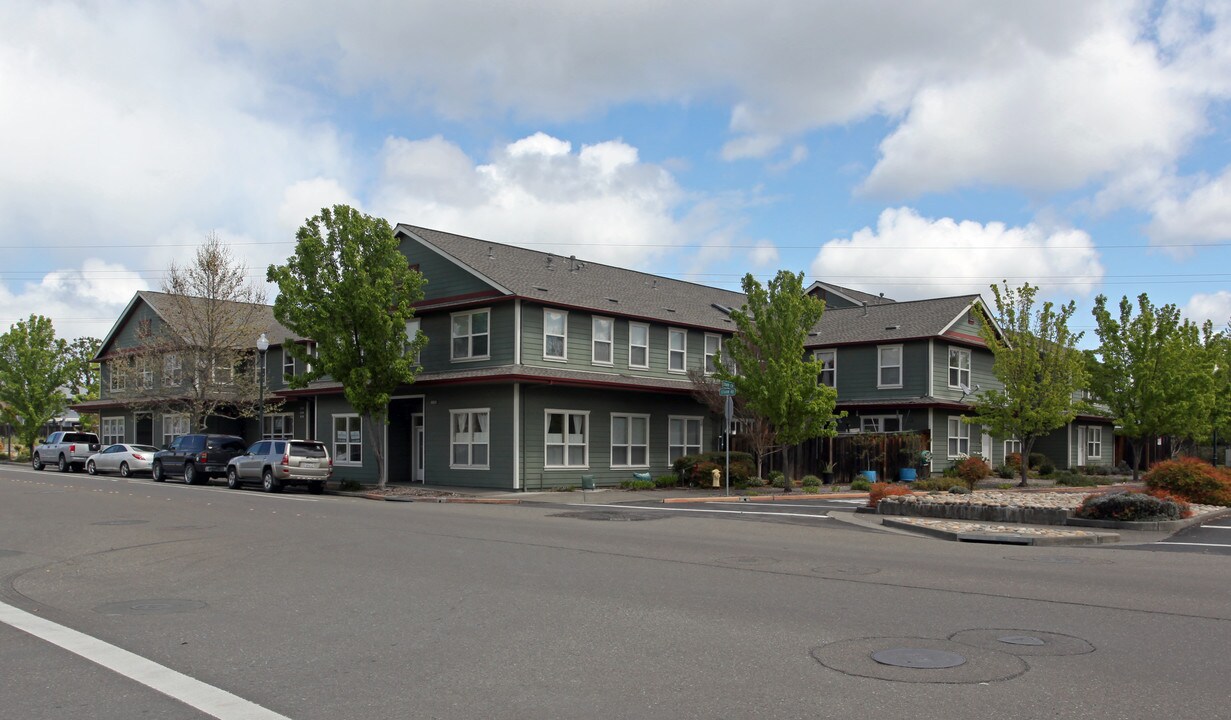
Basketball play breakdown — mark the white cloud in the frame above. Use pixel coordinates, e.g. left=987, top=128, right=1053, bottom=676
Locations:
left=1184, top=290, right=1231, bottom=328
left=810, top=208, right=1105, bottom=300
left=278, top=179, right=362, bottom=234
left=371, top=133, right=695, bottom=268
left=0, top=260, right=149, bottom=341
left=1147, top=165, right=1231, bottom=247
left=721, top=135, right=783, bottom=162
left=749, top=240, right=780, bottom=268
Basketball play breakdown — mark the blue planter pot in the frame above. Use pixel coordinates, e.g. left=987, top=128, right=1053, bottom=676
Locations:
left=898, top=468, right=917, bottom=482
left=859, top=470, right=878, bottom=482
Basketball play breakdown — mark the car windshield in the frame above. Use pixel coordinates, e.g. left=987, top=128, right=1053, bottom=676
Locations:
left=132, top=445, right=159, bottom=453
left=210, top=438, right=247, bottom=452
left=289, top=442, right=327, bottom=459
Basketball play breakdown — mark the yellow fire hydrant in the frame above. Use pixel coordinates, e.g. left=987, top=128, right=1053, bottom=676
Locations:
left=711, top=467, right=722, bottom=488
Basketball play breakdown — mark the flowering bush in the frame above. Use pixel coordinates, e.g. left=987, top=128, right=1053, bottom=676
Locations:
left=1075, top=491, right=1192, bottom=521
left=1005, top=452, right=1022, bottom=469
left=1145, top=457, right=1231, bottom=506
left=867, top=482, right=913, bottom=508
left=955, top=456, right=991, bottom=491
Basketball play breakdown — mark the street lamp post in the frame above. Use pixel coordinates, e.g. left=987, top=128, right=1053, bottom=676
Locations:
left=256, top=333, right=269, bottom=440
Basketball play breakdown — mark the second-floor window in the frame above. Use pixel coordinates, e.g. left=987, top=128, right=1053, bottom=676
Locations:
left=109, top=364, right=126, bottom=392
left=949, top=347, right=971, bottom=389
left=212, top=361, right=233, bottom=385
left=704, top=334, right=721, bottom=375
left=629, top=322, right=649, bottom=369
left=544, top=309, right=567, bottom=360
left=405, top=319, right=422, bottom=364
left=282, top=347, right=295, bottom=380
left=452, top=309, right=490, bottom=361
left=163, top=354, right=182, bottom=387
left=815, top=349, right=836, bottom=387
left=139, top=361, right=154, bottom=390
left=878, top=345, right=902, bottom=389
left=668, top=328, right=687, bottom=373
left=592, top=317, right=613, bottom=365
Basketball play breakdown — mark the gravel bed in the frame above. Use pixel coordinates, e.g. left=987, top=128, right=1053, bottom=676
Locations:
left=887, top=517, right=1102, bottom=537
left=898, top=489, right=1225, bottom=518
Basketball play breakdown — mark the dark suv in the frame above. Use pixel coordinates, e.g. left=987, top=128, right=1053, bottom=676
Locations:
left=152, top=434, right=247, bottom=485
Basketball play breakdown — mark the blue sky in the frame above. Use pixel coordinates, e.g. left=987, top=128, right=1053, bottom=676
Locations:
left=2, top=0, right=1230, bottom=347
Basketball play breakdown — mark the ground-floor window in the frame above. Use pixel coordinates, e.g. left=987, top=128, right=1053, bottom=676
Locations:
left=860, top=415, right=901, bottom=432
left=262, top=413, right=294, bottom=440
left=333, top=414, right=362, bottom=465
left=162, top=414, right=190, bottom=447
left=451, top=409, right=490, bottom=469
left=1003, top=437, right=1022, bottom=458
left=101, top=417, right=125, bottom=446
left=610, top=413, right=649, bottom=468
left=947, top=416, right=969, bottom=458
left=668, top=416, right=702, bottom=462
left=1087, top=426, right=1102, bottom=459
left=545, top=410, right=588, bottom=468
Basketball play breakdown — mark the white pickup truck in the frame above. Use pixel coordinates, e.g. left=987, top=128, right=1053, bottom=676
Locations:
left=32, top=431, right=102, bottom=472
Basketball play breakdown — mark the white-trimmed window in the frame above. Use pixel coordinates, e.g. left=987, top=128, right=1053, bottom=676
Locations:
left=861, top=415, right=902, bottom=433
left=139, top=361, right=154, bottom=390
left=544, top=309, right=568, bottom=360
left=592, top=316, right=614, bottom=365
left=333, top=414, right=362, bottom=465
left=162, top=414, right=190, bottom=447
left=947, top=416, right=970, bottom=458
left=451, top=409, right=490, bottom=469
left=262, top=413, right=294, bottom=440
left=405, top=319, right=422, bottom=364
left=109, top=363, right=126, bottom=393
left=668, top=328, right=687, bottom=373
left=878, top=344, right=902, bottom=389
left=305, top=342, right=317, bottom=374
left=451, top=309, right=490, bottom=361
left=815, top=349, right=837, bottom=388
left=163, top=353, right=182, bottom=387
left=949, top=347, right=971, bottom=389
left=610, top=414, right=649, bottom=468
left=1004, top=438, right=1022, bottom=458
left=212, top=360, right=234, bottom=385
left=628, top=322, right=650, bottom=369
left=282, top=347, right=295, bottom=380
left=101, top=417, right=125, bottom=446
left=545, top=410, right=588, bottom=468
left=668, top=416, right=702, bottom=462
left=1087, top=426, right=1102, bottom=459
left=704, top=334, right=722, bottom=375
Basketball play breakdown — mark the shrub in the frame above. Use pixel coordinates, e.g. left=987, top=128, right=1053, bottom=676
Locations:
left=949, top=486, right=971, bottom=494
left=849, top=478, right=872, bottom=492
left=745, top=476, right=766, bottom=488
left=867, top=482, right=913, bottom=508
left=910, top=477, right=953, bottom=491
left=1052, top=471, right=1099, bottom=487
left=1075, top=491, right=1192, bottom=522
left=1027, top=453, right=1049, bottom=470
left=690, top=461, right=722, bottom=486
left=1038, top=461, right=1055, bottom=476
left=995, top=464, right=1015, bottom=479
left=620, top=479, right=655, bottom=490
left=673, top=451, right=754, bottom=484
left=768, top=470, right=785, bottom=485
left=1145, top=458, right=1231, bottom=506
left=1005, top=452, right=1023, bottom=469
left=339, top=479, right=363, bottom=492
left=801, top=475, right=821, bottom=487
left=654, top=475, right=678, bottom=488
left=996, top=483, right=1014, bottom=490
left=955, top=456, right=991, bottom=491
left=1146, top=489, right=1196, bottom=518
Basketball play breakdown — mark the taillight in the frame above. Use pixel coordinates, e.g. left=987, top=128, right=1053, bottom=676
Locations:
left=280, top=454, right=289, bottom=466
left=198, top=451, right=208, bottom=462
left=69, top=444, right=77, bottom=452
left=132, top=453, right=145, bottom=460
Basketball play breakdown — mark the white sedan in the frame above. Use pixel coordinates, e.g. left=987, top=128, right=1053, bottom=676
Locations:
left=86, top=444, right=160, bottom=477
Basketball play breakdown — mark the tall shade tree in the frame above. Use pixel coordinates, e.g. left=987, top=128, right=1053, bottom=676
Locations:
left=1088, top=294, right=1215, bottom=481
left=1213, top=328, right=1231, bottom=462
left=267, top=205, right=426, bottom=489
left=65, top=336, right=102, bottom=431
left=0, top=315, right=73, bottom=453
left=970, top=283, right=1087, bottom=487
left=717, top=270, right=839, bottom=486
left=109, top=233, right=269, bottom=432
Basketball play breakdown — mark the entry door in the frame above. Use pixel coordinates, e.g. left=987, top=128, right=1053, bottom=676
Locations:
left=1077, top=426, right=1088, bottom=466
left=981, top=427, right=993, bottom=463
left=412, top=413, right=425, bottom=482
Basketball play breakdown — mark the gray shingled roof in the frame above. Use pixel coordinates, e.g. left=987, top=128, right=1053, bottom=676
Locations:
left=137, top=291, right=300, bottom=346
left=806, top=294, right=980, bottom=346
left=273, top=363, right=696, bottom=395
left=399, top=225, right=747, bottom=331
left=809, top=281, right=896, bottom=306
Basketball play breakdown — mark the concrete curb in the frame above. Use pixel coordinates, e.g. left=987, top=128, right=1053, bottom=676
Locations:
left=661, top=492, right=867, bottom=504
left=881, top=518, right=1120, bottom=546
left=1066, top=506, right=1231, bottom=532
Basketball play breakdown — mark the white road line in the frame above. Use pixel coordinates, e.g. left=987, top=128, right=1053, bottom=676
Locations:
left=0, top=600, right=291, bottom=720
left=712, top=501, right=856, bottom=510
left=582, top=503, right=831, bottom=519
left=1156, top=541, right=1231, bottom=548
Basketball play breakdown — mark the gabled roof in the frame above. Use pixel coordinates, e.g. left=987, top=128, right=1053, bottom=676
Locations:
left=95, top=290, right=299, bottom=360
left=397, top=224, right=747, bottom=331
left=806, top=294, right=989, bottom=346
left=804, top=281, right=895, bottom=306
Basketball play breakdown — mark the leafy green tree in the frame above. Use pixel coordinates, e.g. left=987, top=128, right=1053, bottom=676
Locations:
left=64, top=336, right=101, bottom=431
left=717, top=270, right=839, bottom=486
left=1212, top=328, right=1231, bottom=462
left=970, top=283, right=1087, bottom=487
left=0, top=315, right=73, bottom=453
left=1089, top=294, right=1215, bottom=481
left=267, top=205, right=426, bottom=489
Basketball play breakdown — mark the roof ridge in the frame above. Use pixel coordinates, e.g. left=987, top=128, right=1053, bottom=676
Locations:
left=822, top=293, right=980, bottom=312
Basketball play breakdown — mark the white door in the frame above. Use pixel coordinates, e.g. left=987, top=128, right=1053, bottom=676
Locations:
left=412, top=413, right=425, bottom=482
left=981, top=427, right=993, bottom=463
left=1077, top=426, right=1088, bottom=467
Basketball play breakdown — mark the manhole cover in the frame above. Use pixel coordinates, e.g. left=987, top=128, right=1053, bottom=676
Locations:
left=998, top=635, right=1045, bottom=646
left=0, top=549, right=21, bottom=558
left=949, top=628, right=1095, bottom=657
left=93, top=599, right=207, bottom=615
left=91, top=520, right=148, bottom=526
left=1004, top=555, right=1113, bottom=565
left=872, top=648, right=967, bottom=669
left=550, top=510, right=665, bottom=521
left=811, top=637, right=1027, bottom=684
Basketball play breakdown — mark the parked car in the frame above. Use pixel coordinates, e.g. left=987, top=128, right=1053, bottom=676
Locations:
left=152, top=434, right=247, bottom=485
left=85, top=444, right=160, bottom=477
left=32, top=431, right=101, bottom=472
left=226, top=439, right=332, bottom=494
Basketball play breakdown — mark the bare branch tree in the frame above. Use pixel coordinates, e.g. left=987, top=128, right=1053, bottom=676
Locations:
left=687, top=368, right=780, bottom=479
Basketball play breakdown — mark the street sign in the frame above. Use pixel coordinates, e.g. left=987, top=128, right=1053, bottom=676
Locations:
left=719, top=380, right=736, bottom=397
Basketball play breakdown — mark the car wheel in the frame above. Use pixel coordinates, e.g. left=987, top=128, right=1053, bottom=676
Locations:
left=152, top=461, right=165, bottom=482
left=226, top=467, right=241, bottom=490
left=119, top=462, right=131, bottom=478
left=184, top=463, right=197, bottom=485
left=262, top=468, right=282, bottom=493
left=87, top=460, right=97, bottom=475
left=308, top=481, right=324, bottom=495
left=32, top=453, right=44, bottom=471
left=57, top=454, right=69, bottom=472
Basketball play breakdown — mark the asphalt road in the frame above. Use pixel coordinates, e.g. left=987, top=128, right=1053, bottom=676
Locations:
left=2, top=463, right=1230, bottom=720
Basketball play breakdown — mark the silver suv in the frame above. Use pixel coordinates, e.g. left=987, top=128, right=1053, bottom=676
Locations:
left=225, top=439, right=332, bottom=494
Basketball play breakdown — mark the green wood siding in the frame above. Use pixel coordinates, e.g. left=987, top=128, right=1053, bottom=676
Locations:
left=424, top=385, right=515, bottom=489
left=316, top=395, right=379, bottom=485
left=833, top=341, right=928, bottom=401
left=931, top=342, right=999, bottom=402
left=400, top=235, right=501, bottom=301
left=423, top=302, right=516, bottom=370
